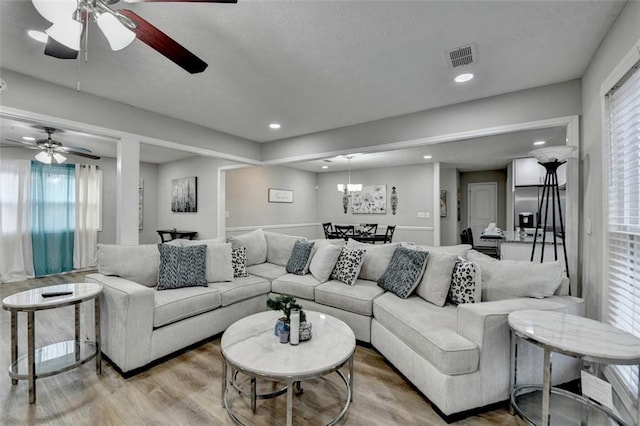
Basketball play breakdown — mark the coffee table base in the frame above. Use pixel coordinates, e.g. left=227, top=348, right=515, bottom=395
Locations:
left=222, top=355, right=354, bottom=426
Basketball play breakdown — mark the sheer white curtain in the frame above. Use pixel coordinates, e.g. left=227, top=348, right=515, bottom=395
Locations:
left=0, top=160, right=34, bottom=283
left=74, top=164, right=100, bottom=269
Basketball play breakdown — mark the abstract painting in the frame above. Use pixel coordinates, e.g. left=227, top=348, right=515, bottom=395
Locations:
left=351, top=184, right=387, bottom=214
left=171, top=176, right=197, bottom=212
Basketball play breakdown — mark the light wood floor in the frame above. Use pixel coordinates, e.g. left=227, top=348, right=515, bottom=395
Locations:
left=0, top=273, right=525, bottom=426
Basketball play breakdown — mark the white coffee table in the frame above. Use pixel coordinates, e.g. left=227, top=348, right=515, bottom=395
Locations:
left=221, top=310, right=356, bottom=426
left=509, top=309, right=640, bottom=426
left=2, top=283, right=103, bottom=403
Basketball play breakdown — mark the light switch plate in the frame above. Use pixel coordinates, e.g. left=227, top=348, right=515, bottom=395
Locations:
left=417, top=212, right=426, bottom=218
left=425, top=212, right=431, bottom=218
left=586, top=218, right=592, bottom=235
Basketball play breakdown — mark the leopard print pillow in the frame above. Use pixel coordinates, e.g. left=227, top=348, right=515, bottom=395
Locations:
left=231, top=247, right=249, bottom=278
left=448, top=258, right=480, bottom=304
left=331, top=247, right=366, bottom=286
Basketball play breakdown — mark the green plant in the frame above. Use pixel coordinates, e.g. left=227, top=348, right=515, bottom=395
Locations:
left=267, top=295, right=306, bottom=323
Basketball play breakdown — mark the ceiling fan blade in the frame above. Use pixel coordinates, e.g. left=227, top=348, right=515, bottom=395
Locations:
left=118, top=9, right=208, bottom=74
left=4, top=138, right=39, bottom=147
left=44, top=36, right=79, bottom=60
left=0, top=144, right=40, bottom=149
left=123, top=0, right=236, bottom=3
left=59, top=146, right=92, bottom=154
left=64, top=150, right=101, bottom=160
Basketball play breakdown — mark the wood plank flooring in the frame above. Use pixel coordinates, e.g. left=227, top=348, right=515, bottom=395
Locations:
left=0, top=273, right=525, bottom=425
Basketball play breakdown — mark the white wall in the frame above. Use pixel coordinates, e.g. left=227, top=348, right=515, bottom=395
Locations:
left=440, top=167, right=459, bottom=246
left=158, top=156, right=238, bottom=240
left=580, top=1, right=640, bottom=318
left=316, top=164, right=435, bottom=245
left=225, top=166, right=319, bottom=239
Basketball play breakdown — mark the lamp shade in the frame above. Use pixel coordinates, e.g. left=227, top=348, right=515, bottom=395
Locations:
left=35, top=151, right=53, bottom=164
left=528, top=146, right=576, bottom=163
left=52, top=152, right=67, bottom=164
left=45, top=20, right=82, bottom=51
left=32, top=0, right=78, bottom=24
left=97, top=13, right=136, bottom=51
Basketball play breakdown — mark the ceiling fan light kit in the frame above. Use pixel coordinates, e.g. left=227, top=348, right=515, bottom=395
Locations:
left=30, top=0, right=237, bottom=73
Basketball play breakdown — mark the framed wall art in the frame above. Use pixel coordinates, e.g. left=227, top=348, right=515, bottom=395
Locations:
left=440, top=190, right=447, bottom=217
left=171, top=176, right=197, bottom=212
left=351, top=184, right=387, bottom=214
left=268, top=188, right=294, bottom=203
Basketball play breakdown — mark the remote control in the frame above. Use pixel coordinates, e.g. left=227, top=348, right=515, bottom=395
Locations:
left=41, top=291, right=73, bottom=298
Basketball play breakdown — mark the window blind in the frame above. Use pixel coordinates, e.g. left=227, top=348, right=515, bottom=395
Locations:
left=606, top=59, right=640, bottom=399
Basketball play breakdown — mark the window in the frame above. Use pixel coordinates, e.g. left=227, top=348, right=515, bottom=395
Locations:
left=605, top=59, right=640, bottom=401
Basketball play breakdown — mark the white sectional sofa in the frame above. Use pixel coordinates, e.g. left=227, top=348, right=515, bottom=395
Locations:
left=87, top=228, right=584, bottom=420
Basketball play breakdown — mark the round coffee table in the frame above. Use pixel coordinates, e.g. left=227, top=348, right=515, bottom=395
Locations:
left=509, top=310, right=640, bottom=426
left=2, top=283, right=103, bottom=403
left=221, top=310, right=356, bottom=426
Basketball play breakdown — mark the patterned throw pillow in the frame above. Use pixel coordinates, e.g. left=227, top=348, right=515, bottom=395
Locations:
left=331, top=247, right=366, bottom=286
left=448, top=258, right=481, bottom=304
left=231, top=247, right=249, bottom=278
left=377, top=246, right=429, bottom=298
left=286, top=240, right=315, bottom=275
left=157, top=244, right=207, bottom=290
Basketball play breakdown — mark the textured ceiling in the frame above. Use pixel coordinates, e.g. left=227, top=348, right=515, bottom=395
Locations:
left=0, top=0, right=625, bottom=143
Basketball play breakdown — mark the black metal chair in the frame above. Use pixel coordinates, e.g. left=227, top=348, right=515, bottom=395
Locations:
left=465, top=227, right=500, bottom=259
left=334, top=225, right=355, bottom=240
left=322, top=222, right=334, bottom=239
left=384, top=225, right=396, bottom=243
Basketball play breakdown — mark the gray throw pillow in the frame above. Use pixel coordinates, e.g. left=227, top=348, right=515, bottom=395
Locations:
left=231, top=247, right=249, bottom=278
left=157, top=244, right=207, bottom=290
left=415, top=251, right=458, bottom=307
left=347, top=239, right=400, bottom=281
left=331, top=247, right=366, bottom=286
left=227, top=229, right=267, bottom=266
left=286, top=240, right=315, bottom=275
left=309, top=244, right=343, bottom=283
left=377, top=246, right=429, bottom=298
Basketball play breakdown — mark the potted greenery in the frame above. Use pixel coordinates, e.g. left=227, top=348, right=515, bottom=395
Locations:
left=267, top=295, right=312, bottom=341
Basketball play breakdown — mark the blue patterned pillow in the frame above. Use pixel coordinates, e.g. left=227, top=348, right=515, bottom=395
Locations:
left=157, top=244, right=207, bottom=290
left=378, top=246, right=429, bottom=298
left=286, top=240, right=315, bottom=275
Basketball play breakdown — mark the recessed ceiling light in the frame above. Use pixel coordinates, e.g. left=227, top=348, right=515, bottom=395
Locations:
left=27, top=30, right=48, bottom=44
left=22, top=136, right=36, bottom=141
left=454, top=73, right=474, bottom=83
left=322, top=165, right=328, bottom=169
left=533, top=140, right=546, bottom=146
left=269, top=123, right=281, bottom=129
left=423, top=155, right=432, bottom=159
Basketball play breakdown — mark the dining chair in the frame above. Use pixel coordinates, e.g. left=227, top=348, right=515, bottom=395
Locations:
left=322, top=222, right=334, bottom=239
left=334, top=225, right=355, bottom=240
left=384, top=225, right=396, bottom=243
left=360, top=223, right=378, bottom=235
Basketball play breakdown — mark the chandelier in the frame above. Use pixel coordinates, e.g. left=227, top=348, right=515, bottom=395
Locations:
left=337, top=155, right=362, bottom=214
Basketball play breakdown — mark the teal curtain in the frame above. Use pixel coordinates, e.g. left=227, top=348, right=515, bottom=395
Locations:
left=31, top=162, right=76, bottom=276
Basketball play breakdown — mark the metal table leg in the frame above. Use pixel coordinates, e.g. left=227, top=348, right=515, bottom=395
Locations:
left=349, top=354, right=354, bottom=402
left=542, top=347, right=553, bottom=426
left=10, top=311, right=17, bottom=386
left=75, top=304, right=81, bottom=362
left=27, top=311, right=35, bottom=404
left=510, top=330, right=518, bottom=415
left=94, top=299, right=102, bottom=375
left=286, top=380, right=293, bottom=426
left=221, top=359, right=227, bottom=408
left=251, top=378, right=257, bottom=413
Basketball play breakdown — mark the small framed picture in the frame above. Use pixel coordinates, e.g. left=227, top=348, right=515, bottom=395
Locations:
left=440, top=190, right=447, bottom=217
left=268, top=188, right=293, bottom=203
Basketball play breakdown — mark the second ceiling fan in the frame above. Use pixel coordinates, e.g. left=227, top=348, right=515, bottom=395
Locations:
left=33, top=0, right=237, bottom=74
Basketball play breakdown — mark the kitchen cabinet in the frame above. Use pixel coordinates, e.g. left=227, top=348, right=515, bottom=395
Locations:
left=514, top=157, right=566, bottom=187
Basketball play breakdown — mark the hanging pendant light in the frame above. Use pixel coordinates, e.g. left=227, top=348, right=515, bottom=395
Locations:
left=337, top=155, right=362, bottom=214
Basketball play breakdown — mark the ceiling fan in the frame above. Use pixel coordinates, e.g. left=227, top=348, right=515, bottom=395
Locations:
left=1, top=127, right=101, bottom=164
left=32, top=0, right=237, bottom=74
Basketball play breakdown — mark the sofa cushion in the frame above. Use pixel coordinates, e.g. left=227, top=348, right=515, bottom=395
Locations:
left=286, top=240, right=315, bottom=275
left=415, top=251, right=458, bottom=307
left=315, top=279, right=385, bottom=316
left=247, top=263, right=287, bottom=280
left=331, top=247, right=366, bottom=286
left=153, top=286, right=221, bottom=328
left=97, top=244, right=159, bottom=287
left=347, top=239, right=399, bottom=281
left=232, top=247, right=249, bottom=278
left=157, top=244, right=208, bottom=290
left=449, top=258, right=481, bottom=304
left=228, top=229, right=267, bottom=266
left=467, top=250, right=563, bottom=301
left=377, top=246, right=428, bottom=299
left=405, top=243, right=472, bottom=258
left=182, top=242, right=233, bottom=283
left=208, top=275, right=270, bottom=306
left=264, top=231, right=307, bottom=266
left=173, top=237, right=226, bottom=247
left=373, top=293, right=479, bottom=375
left=309, top=243, right=342, bottom=283
left=272, top=273, right=322, bottom=300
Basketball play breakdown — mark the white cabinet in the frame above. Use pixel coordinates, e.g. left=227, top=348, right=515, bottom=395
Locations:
left=514, top=157, right=566, bottom=186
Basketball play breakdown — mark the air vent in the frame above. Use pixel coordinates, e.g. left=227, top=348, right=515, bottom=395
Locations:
left=446, top=44, right=477, bottom=69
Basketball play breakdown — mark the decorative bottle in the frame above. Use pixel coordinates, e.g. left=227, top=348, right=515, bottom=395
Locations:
left=290, top=309, right=300, bottom=346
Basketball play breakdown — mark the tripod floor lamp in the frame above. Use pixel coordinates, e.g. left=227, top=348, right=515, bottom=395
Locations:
left=528, top=145, right=576, bottom=280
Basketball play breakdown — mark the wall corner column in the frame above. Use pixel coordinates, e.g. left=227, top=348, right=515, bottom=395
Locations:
left=116, top=137, right=140, bottom=245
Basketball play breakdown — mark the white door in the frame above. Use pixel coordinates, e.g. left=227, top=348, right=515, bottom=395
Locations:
left=468, top=182, right=497, bottom=246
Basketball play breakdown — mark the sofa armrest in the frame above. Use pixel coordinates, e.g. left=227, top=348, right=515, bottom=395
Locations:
left=457, top=296, right=585, bottom=349
left=86, top=273, right=155, bottom=373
